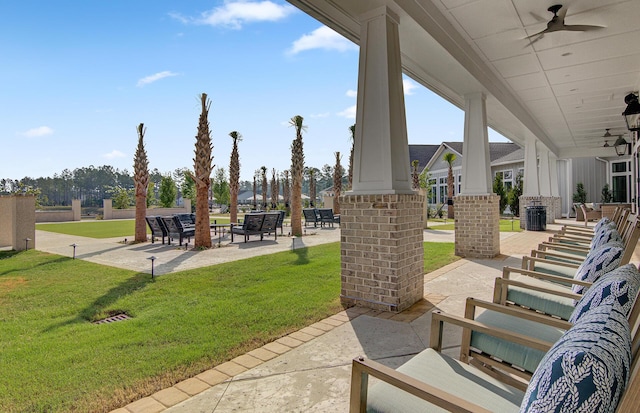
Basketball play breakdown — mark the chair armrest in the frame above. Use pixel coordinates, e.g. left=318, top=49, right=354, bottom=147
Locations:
left=521, top=256, right=581, bottom=270
left=494, top=277, right=582, bottom=306
left=350, top=357, right=493, bottom=413
left=429, top=306, right=559, bottom=352
left=502, top=266, right=590, bottom=288
left=530, top=249, right=586, bottom=263
left=539, top=241, right=590, bottom=253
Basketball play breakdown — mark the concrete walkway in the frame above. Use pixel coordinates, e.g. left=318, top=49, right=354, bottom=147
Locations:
left=34, top=221, right=586, bottom=412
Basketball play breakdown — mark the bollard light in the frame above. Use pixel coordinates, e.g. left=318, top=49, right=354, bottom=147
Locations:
left=70, top=243, right=77, bottom=259
left=148, top=256, right=157, bottom=279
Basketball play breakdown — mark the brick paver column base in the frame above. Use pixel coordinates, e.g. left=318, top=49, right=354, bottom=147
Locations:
left=454, top=194, right=500, bottom=258
left=340, top=194, right=424, bottom=313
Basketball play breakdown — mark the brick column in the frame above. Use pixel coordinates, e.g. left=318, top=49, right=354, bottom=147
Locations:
left=519, top=196, right=558, bottom=228
left=454, top=195, right=500, bottom=258
left=340, top=194, right=424, bottom=312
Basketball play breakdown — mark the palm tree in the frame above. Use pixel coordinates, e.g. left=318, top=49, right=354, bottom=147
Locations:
left=133, top=123, right=149, bottom=243
left=333, top=152, right=343, bottom=214
left=282, top=170, right=291, bottom=212
left=443, top=152, right=456, bottom=219
left=260, top=166, right=268, bottom=209
left=252, top=172, right=258, bottom=209
left=228, top=131, right=241, bottom=224
left=193, top=93, right=213, bottom=248
left=270, top=168, right=278, bottom=209
left=411, top=160, right=420, bottom=190
left=307, top=167, right=317, bottom=207
left=348, top=124, right=355, bottom=190
left=289, top=115, right=306, bottom=237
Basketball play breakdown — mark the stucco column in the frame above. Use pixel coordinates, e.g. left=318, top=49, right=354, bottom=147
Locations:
left=538, top=147, right=551, bottom=197
left=455, top=92, right=499, bottom=258
left=523, top=136, right=539, bottom=196
left=350, top=6, right=413, bottom=196
left=460, top=92, right=492, bottom=195
left=341, top=6, right=424, bottom=312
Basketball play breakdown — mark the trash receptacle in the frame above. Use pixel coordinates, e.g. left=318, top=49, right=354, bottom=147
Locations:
left=525, top=203, right=547, bottom=231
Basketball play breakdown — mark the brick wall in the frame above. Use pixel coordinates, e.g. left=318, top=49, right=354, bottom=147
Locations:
left=340, top=193, right=425, bottom=312
left=454, top=194, right=500, bottom=258
left=519, top=196, right=560, bottom=228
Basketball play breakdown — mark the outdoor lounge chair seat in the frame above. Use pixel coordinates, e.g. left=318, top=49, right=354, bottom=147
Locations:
left=160, top=216, right=194, bottom=246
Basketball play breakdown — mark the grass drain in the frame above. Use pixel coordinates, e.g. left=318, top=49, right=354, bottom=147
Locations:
left=93, top=313, right=131, bottom=325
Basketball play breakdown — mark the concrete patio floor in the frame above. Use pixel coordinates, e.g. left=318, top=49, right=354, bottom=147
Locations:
left=34, top=220, right=624, bottom=413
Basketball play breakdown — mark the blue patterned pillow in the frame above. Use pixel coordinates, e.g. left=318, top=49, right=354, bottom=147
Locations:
left=520, top=304, right=631, bottom=413
left=594, top=217, right=612, bottom=233
left=569, top=264, right=640, bottom=323
left=591, top=226, right=622, bottom=250
left=571, top=244, right=624, bottom=295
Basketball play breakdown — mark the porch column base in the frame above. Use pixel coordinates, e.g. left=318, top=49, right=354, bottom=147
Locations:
left=519, top=196, right=559, bottom=228
left=340, top=193, right=425, bottom=313
left=454, top=194, right=500, bottom=258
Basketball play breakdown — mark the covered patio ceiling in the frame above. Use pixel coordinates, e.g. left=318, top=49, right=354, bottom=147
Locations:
left=287, top=0, right=640, bottom=159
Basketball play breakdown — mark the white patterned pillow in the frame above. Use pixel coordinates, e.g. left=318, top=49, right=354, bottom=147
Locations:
left=571, top=244, right=624, bottom=295
left=591, top=226, right=622, bottom=250
left=594, top=217, right=612, bottom=233
left=520, top=304, right=631, bottom=413
left=570, top=264, right=640, bottom=323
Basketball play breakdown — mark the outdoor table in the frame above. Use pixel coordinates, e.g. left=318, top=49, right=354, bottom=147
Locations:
left=210, top=223, right=233, bottom=247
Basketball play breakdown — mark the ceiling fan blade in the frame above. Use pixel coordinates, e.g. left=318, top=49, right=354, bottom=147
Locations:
left=561, top=24, right=604, bottom=32
left=525, top=27, right=548, bottom=39
left=556, top=5, right=568, bottom=21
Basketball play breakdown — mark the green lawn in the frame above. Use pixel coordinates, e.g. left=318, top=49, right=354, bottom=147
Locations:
left=36, top=216, right=231, bottom=239
left=429, top=219, right=522, bottom=232
left=0, top=242, right=456, bottom=413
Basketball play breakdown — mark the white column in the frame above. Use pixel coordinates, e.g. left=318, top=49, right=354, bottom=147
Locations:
left=549, top=153, right=560, bottom=197
left=460, top=92, right=491, bottom=195
left=523, top=136, right=540, bottom=196
left=350, top=6, right=413, bottom=195
left=538, top=147, right=551, bottom=196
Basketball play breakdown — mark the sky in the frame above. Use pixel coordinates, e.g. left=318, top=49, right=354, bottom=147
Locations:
left=0, top=0, right=507, bottom=182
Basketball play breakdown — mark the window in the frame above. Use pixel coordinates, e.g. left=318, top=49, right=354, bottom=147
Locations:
left=428, top=179, right=436, bottom=204
left=457, top=174, right=462, bottom=194
left=439, top=177, right=447, bottom=204
left=612, top=162, right=627, bottom=173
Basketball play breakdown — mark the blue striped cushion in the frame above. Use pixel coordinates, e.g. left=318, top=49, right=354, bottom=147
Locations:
left=571, top=243, right=623, bottom=295
left=520, top=304, right=631, bottom=413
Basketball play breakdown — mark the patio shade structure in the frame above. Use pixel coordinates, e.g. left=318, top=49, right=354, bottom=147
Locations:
left=286, top=0, right=640, bottom=312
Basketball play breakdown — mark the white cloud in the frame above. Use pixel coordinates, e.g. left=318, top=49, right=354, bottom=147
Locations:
left=136, top=71, right=178, bottom=87
left=403, top=78, right=419, bottom=95
left=346, top=89, right=357, bottom=98
left=288, top=26, right=357, bottom=55
left=21, top=126, right=53, bottom=137
left=171, top=1, right=296, bottom=29
left=337, top=105, right=356, bottom=119
left=103, top=150, right=126, bottom=159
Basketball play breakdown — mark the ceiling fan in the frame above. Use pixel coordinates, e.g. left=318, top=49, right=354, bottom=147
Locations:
left=526, top=4, right=603, bottom=44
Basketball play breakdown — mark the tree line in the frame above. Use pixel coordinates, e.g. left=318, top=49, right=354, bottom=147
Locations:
left=0, top=163, right=346, bottom=209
